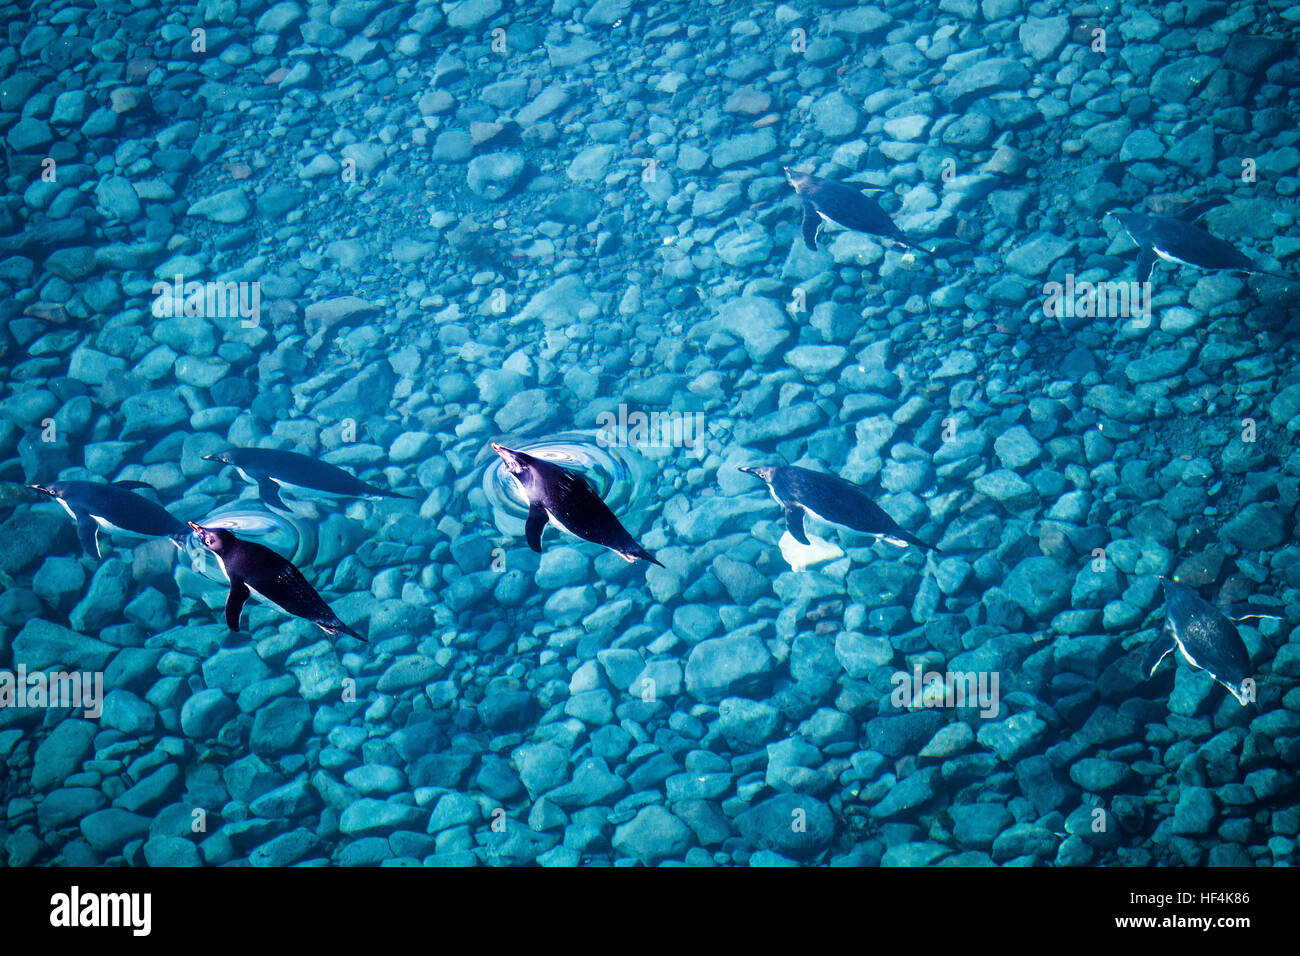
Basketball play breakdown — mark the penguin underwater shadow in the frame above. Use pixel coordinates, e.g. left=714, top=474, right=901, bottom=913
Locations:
left=203, top=446, right=411, bottom=513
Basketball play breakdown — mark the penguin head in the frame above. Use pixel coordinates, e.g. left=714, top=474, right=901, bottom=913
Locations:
left=188, top=522, right=235, bottom=553
left=201, top=452, right=234, bottom=465
left=1159, top=575, right=1194, bottom=605
left=27, top=482, right=66, bottom=499
left=784, top=167, right=812, bottom=192
left=1159, top=575, right=1198, bottom=617
left=491, top=442, right=528, bottom=476
left=738, top=465, right=776, bottom=484
left=1105, top=209, right=1142, bottom=237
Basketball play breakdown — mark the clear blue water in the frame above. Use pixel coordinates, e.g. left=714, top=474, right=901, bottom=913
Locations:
left=0, top=0, right=1298, bottom=868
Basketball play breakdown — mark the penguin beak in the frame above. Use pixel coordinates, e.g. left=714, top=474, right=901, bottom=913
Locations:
left=491, top=442, right=520, bottom=470
left=201, top=455, right=220, bottom=462
left=27, top=484, right=53, bottom=497
left=187, top=521, right=204, bottom=533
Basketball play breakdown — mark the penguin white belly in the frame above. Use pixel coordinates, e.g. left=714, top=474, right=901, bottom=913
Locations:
left=273, top=478, right=346, bottom=498
left=1152, top=246, right=1200, bottom=268
left=547, top=510, right=578, bottom=539
left=801, top=503, right=828, bottom=524
left=1170, top=632, right=1202, bottom=671
left=246, top=583, right=278, bottom=610
left=91, top=514, right=141, bottom=537
left=801, top=502, right=903, bottom=547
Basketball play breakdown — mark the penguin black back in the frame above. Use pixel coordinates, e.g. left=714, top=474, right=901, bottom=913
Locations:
left=742, top=464, right=937, bottom=551
left=32, top=480, right=186, bottom=535
left=189, top=523, right=364, bottom=640
left=786, top=167, right=928, bottom=254
left=1163, top=578, right=1250, bottom=683
left=30, top=479, right=189, bottom=556
left=492, top=443, right=662, bottom=566
left=1119, top=214, right=1260, bottom=273
left=807, top=178, right=906, bottom=242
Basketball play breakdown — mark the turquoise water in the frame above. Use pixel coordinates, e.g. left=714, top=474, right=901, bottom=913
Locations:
left=1, top=0, right=1298, bottom=867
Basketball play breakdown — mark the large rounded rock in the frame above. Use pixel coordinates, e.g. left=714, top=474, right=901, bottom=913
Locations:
left=180, top=689, right=237, bottom=739
left=685, top=633, right=775, bottom=703
left=735, top=794, right=834, bottom=859
left=250, top=698, right=312, bottom=755
left=612, top=805, right=693, bottom=864
left=467, top=152, right=524, bottom=200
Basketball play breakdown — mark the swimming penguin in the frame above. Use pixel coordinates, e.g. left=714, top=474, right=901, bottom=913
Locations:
left=187, top=521, right=365, bottom=640
left=203, top=447, right=410, bottom=512
left=490, top=442, right=662, bottom=566
left=739, top=464, right=938, bottom=551
left=785, top=167, right=929, bottom=255
left=1142, top=577, right=1282, bottom=706
left=1109, top=199, right=1293, bottom=285
left=29, top=480, right=190, bottom=558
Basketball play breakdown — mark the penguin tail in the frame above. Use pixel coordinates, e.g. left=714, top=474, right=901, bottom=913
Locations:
left=888, top=530, right=940, bottom=553
left=327, top=622, right=367, bottom=642
left=363, top=483, right=414, bottom=500
left=623, top=546, right=664, bottom=568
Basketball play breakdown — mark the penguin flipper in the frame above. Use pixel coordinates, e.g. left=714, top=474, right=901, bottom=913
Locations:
left=1223, top=602, right=1284, bottom=623
left=1178, top=197, right=1227, bottom=221
left=801, top=203, right=820, bottom=252
left=525, top=502, right=547, bottom=553
left=257, top=477, right=290, bottom=512
left=74, top=511, right=101, bottom=559
left=1136, top=247, right=1156, bottom=284
left=1142, top=627, right=1176, bottom=678
left=224, top=578, right=251, bottom=632
left=785, top=506, right=810, bottom=546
